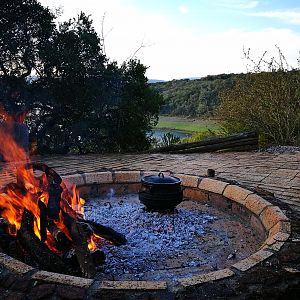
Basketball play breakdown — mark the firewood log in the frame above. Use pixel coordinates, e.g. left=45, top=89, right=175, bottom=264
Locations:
left=47, top=220, right=71, bottom=250
left=46, top=182, right=62, bottom=220
left=38, top=200, right=47, bottom=243
left=17, top=209, right=75, bottom=275
left=78, top=218, right=126, bottom=246
left=70, top=220, right=96, bottom=278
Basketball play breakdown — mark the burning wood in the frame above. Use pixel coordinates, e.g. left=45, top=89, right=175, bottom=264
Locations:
left=0, top=113, right=126, bottom=277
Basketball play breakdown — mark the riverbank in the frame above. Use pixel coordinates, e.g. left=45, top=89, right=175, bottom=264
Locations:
left=155, top=116, right=220, bottom=133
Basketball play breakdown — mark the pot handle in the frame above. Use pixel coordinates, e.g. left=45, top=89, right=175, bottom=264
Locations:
left=158, top=172, right=164, bottom=178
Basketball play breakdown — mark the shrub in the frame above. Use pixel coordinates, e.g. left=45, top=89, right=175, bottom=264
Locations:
left=218, top=71, right=300, bottom=145
left=181, top=129, right=221, bottom=143
left=160, top=132, right=181, bottom=147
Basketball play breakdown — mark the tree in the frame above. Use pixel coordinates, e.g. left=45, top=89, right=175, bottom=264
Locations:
left=0, top=0, right=56, bottom=113
left=0, top=1, right=163, bottom=153
left=0, top=0, right=56, bottom=78
left=107, top=59, right=163, bottom=152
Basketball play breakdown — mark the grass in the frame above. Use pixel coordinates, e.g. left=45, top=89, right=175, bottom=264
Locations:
left=155, top=116, right=221, bottom=133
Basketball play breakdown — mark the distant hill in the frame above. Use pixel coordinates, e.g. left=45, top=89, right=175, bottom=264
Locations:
left=147, top=79, right=166, bottom=84
left=150, top=73, right=237, bottom=117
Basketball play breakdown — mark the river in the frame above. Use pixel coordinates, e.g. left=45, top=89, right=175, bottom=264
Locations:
left=151, top=129, right=192, bottom=141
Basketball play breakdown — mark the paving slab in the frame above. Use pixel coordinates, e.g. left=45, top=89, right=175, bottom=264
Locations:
left=0, top=151, right=299, bottom=211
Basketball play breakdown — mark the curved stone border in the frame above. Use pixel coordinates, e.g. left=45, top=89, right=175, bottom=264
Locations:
left=0, top=170, right=291, bottom=298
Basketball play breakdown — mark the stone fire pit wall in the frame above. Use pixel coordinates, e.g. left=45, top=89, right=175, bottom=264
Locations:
left=0, top=171, right=292, bottom=299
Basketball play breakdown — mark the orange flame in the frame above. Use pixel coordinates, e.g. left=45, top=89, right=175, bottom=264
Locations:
left=0, top=111, right=100, bottom=254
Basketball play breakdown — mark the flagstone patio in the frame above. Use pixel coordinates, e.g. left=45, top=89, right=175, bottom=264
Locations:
left=0, top=151, right=299, bottom=299
left=31, top=151, right=300, bottom=212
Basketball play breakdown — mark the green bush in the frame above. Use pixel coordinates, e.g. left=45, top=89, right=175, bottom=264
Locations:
left=160, top=132, right=181, bottom=147
left=218, top=71, right=300, bottom=145
left=181, top=129, right=220, bottom=143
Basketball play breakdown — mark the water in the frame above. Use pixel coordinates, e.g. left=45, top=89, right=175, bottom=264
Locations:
left=151, top=129, right=191, bottom=141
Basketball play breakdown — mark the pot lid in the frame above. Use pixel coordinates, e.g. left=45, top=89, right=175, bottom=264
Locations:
left=142, top=172, right=181, bottom=184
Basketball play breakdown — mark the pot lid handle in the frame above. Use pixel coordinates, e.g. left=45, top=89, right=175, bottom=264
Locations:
left=158, top=172, right=164, bottom=178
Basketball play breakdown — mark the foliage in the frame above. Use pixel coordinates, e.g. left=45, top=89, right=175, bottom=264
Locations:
left=0, top=0, right=163, bottom=153
left=151, top=74, right=234, bottom=117
left=218, top=70, right=300, bottom=145
left=181, top=129, right=220, bottom=143
left=160, top=132, right=181, bottom=147
left=0, top=0, right=56, bottom=79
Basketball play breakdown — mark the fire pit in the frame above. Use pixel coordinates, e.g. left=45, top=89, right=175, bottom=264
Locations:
left=0, top=169, right=293, bottom=299
left=0, top=113, right=295, bottom=298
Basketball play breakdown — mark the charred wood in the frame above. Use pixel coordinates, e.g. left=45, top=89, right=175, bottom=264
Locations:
left=62, top=248, right=78, bottom=267
left=1, top=182, right=27, bottom=196
left=17, top=209, right=75, bottom=275
left=0, top=233, right=15, bottom=253
left=46, top=182, right=62, bottom=220
left=70, top=220, right=96, bottom=278
left=38, top=200, right=47, bottom=243
left=61, top=211, right=96, bottom=278
left=47, top=220, right=71, bottom=250
left=91, top=249, right=105, bottom=266
left=25, top=163, right=62, bottom=185
left=0, top=217, right=10, bottom=234
left=78, top=218, right=126, bottom=246
left=8, top=240, right=26, bottom=263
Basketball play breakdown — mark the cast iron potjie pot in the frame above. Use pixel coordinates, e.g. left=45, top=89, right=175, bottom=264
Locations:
left=139, top=172, right=183, bottom=211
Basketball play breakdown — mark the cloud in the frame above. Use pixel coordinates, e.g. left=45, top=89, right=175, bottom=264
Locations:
left=39, top=0, right=300, bottom=80
left=217, top=0, right=259, bottom=9
left=249, top=9, right=300, bottom=25
left=177, top=5, right=189, bottom=14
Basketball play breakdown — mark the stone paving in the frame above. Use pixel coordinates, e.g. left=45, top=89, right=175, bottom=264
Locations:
left=39, top=151, right=299, bottom=210
left=0, top=151, right=299, bottom=210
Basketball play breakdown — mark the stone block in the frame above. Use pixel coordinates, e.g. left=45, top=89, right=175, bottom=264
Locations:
left=127, top=183, right=142, bottom=193
left=183, top=188, right=208, bottom=201
left=199, top=178, right=229, bottom=194
left=245, top=194, right=272, bottom=216
left=177, top=268, right=234, bottom=287
left=62, top=174, right=85, bottom=186
left=231, top=202, right=251, bottom=220
left=175, top=174, right=199, bottom=188
left=263, top=241, right=285, bottom=252
left=56, top=285, right=86, bottom=299
left=223, top=185, right=253, bottom=205
left=114, top=171, right=141, bottom=183
left=0, top=252, right=34, bottom=275
left=232, top=249, right=273, bottom=272
left=84, top=172, right=112, bottom=185
left=77, top=185, right=93, bottom=197
left=250, top=215, right=266, bottom=238
left=31, top=271, right=93, bottom=288
left=99, top=280, right=167, bottom=290
left=142, top=170, right=172, bottom=177
left=28, top=283, right=56, bottom=300
left=272, top=232, right=290, bottom=242
left=259, top=206, right=289, bottom=231
left=268, top=221, right=291, bottom=237
left=209, top=192, right=232, bottom=210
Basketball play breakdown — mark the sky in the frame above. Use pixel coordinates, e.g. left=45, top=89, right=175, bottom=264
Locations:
left=39, top=0, right=300, bottom=80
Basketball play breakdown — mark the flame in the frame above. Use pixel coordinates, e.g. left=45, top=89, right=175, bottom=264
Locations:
left=88, top=233, right=104, bottom=251
left=0, top=111, right=101, bottom=254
